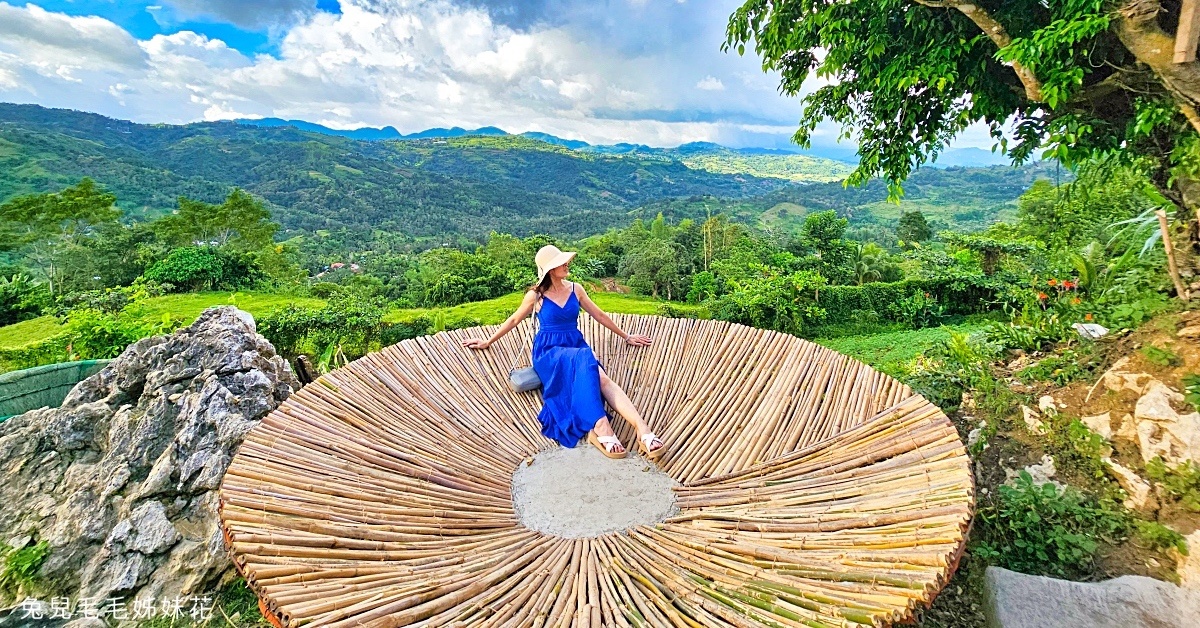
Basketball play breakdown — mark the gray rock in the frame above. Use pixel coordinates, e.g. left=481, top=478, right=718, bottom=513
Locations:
left=985, top=566, right=1200, bottom=628
left=0, top=307, right=296, bottom=605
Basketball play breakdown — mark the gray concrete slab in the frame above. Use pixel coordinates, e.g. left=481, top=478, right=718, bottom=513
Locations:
left=511, top=444, right=678, bottom=538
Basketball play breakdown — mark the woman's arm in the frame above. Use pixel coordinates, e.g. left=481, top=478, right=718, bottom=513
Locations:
left=462, top=291, right=539, bottom=349
left=574, top=283, right=652, bottom=347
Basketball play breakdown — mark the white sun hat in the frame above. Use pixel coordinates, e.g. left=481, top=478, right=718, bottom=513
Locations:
left=535, top=244, right=577, bottom=284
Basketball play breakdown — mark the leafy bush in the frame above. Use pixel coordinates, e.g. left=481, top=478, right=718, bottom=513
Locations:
left=1132, top=520, right=1189, bottom=555
left=887, top=290, right=946, bottom=329
left=144, top=247, right=262, bottom=292
left=1182, top=373, right=1200, bottom=413
left=1145, top=457, right=1200, bottom=513
left=708, top=270, right=827, bottom=335
left=903, top=330, right=1003, bottom=412
left=0, top=541, right=50, bottom=600
left=1016, top=349, right=1100, bottom=386
left=811, top=277, right=997, bottom=328
left=64, top=309, right=180, bottom=359
left=988, top=285, right=1084, bottom=351
left=975, top=471, right=1126, bottom=578
left=258, top=295, right=386, bottom=360
left=0, top=274, right=49, bottom=326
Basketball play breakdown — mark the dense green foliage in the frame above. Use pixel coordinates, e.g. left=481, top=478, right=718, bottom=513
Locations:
left=724, top=0, right=1200, bottom=231
left=0, top=541, right=50, bottom=601
left=1145, top=458, right=1200, bottom=513
left=976, top=472, right=1127, bottom=578
left=144, top=247, right=262, bottom=292
left=0, top=104, right=797, bottom=239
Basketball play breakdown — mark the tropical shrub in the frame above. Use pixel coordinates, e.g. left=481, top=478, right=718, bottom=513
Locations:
left=63, top=309, right=180, bottom=360
left=144, top=247, right=262, bottom=292
left=0, top=274, right=49, bottom=326
left=708, top=269, right=827, bottom=335
left=975, top=472, right=1126, bottom=578
left=258, top=295, right=386, bottom=360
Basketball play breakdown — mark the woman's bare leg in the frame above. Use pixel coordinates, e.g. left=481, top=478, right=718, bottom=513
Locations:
left=598, top=370, right=662, bottom=451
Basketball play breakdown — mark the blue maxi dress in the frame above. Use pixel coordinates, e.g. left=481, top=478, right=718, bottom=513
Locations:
left=532, top=284, right=607, bottom=447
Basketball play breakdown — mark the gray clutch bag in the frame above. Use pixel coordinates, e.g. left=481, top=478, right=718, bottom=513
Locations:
left=507, top=366, right=542, bottom=393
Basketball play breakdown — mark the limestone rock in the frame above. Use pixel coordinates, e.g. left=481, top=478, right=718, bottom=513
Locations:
left=1021, top=406, right=1045, bottom=434
left=1006, top=455, right=1060, bottom=489
left=0, top=307, right=296, bottom=606
left=984, top=566, right=1200, bottom=627
left=1133, top=381, right=1200, bottom=465
left=1102, top=458, right=1153, bottom=510
left=1177, top=324, right=1200, bottom=339
left=1102, top=357, right=1154, bottom=395
left=1082, top=412, right=1113, bottom=440
left=1117, top=413, right=1139, bottom=442
left=1176, top=530, right=1200, bottom=590
left=1038, top=395, right=1060, bottom=416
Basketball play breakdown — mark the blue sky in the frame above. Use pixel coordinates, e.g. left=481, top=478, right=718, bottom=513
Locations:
left=0, top=1, right=999, bottom=151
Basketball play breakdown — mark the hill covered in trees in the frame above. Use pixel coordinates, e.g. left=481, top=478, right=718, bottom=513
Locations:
left=0, top=104, right=1048, bottom=245
left=0, top=104, right=796, bottom=238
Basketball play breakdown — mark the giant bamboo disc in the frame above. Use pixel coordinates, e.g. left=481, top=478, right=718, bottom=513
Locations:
left=219, top=314, right=974, bottom=628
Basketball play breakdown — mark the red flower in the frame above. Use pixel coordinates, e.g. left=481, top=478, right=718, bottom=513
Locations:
left=1037, top=292, right=1049, bottom=300
left=1047, top=278, right=1058, bottom=286
left=1063, top=280, right=1076, bottom=289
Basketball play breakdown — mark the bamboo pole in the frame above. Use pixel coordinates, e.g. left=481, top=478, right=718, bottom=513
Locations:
left=218, top=314, right=974, bottom=628
left=1158, top=209, right=1190, bottom=301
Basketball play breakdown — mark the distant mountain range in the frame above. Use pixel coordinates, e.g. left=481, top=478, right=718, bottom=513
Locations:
left=0, top=103, right=1040, bottom=241
left=235, top=118, right=1012, bottom=168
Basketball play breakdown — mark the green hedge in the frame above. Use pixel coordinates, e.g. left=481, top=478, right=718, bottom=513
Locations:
left=0, top=334, right=70, bottom=373
left=816, top=278, right=998, bottom=322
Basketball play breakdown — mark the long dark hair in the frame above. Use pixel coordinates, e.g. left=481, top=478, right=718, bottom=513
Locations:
left=530, top=274, right=553, bottom=295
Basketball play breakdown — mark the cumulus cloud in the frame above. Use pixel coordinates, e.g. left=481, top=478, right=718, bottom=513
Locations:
left=0, top=0, right=917, bottom=150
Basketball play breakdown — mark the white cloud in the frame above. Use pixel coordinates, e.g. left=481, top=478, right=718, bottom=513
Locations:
left=0, top=0, right=876, bottom=150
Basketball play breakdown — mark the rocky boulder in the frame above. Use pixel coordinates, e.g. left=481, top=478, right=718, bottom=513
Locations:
left=0, top=307, right=296, bottom=607
left=984, top=566, right=1200, bottom=627
left=1133, top=381, right=1200, bottom=466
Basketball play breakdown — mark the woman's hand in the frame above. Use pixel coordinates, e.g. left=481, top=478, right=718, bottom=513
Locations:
left=624, top=334, right=652, bottom=347
left=462, top=338, right=491, bottom=350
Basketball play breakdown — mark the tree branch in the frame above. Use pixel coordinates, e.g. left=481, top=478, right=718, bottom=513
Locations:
left=1115, top=0, right=1200, bottom=134
left=912, top=0, right=1044, bottom=101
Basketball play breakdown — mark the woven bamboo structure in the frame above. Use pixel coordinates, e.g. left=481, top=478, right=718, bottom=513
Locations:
left=219, top=314, right=974, bottom=628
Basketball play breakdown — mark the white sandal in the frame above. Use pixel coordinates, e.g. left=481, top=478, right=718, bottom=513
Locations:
left=587, top=431, right=627, bottom=459
left=638, top=432, right=665, bottom=460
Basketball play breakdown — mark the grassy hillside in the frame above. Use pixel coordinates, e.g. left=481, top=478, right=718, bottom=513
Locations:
left=0, top=293, right=326, bottom=353
left=630, top=162, right=1058, bottom=235
left=0, top=104, right=798, bottom=238
left=680, top=152, right=854, bottom=183
left=816, top=321, right=993, bottom=377
left=384, top=291, right=705, bottom=326
left=0, top=290, right=703, bottom=360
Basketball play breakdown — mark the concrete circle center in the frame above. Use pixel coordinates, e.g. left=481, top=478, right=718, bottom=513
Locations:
left=511, top=445, right=679, bottom=538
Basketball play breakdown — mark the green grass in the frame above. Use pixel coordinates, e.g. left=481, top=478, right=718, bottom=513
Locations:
left=0, top=293, right=325, bottom=352
left=0, top=317, right=65, bottom=350
left=383, top=291, right=704, bottom=325
left=816, top=321, right=992, bottom=377
left=127, top=292, right=327, bottom=324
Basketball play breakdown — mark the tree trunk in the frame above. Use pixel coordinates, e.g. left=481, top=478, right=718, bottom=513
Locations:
left=1116, top=1, right=1200, bottom=134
